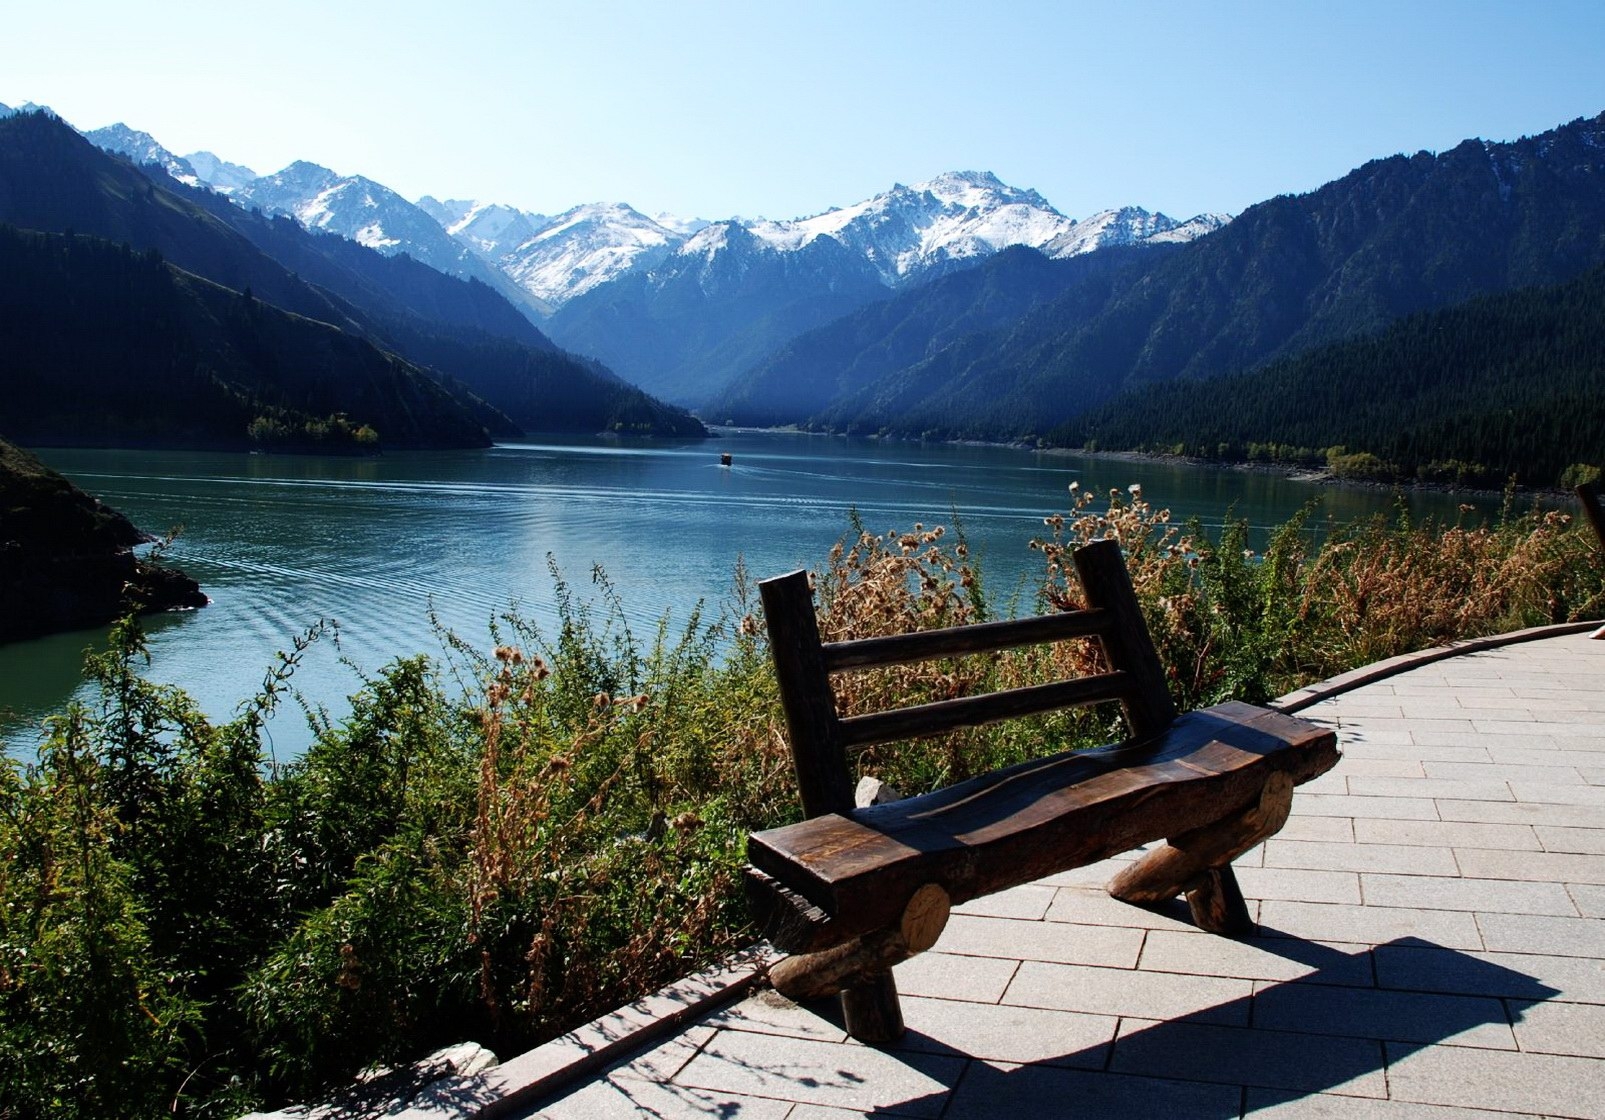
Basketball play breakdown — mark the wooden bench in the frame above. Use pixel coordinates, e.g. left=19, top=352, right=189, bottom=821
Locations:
left=745, top=538, right=1340, bottom=1041
left=1580, top=481, right=1605, bottom=639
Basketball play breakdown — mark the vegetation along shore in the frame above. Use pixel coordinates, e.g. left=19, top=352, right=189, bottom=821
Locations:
left=1, top=487, right=1600, bottom=1118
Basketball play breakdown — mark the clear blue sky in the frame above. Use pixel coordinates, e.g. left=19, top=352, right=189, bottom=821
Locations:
left=4, top=0, right=1603, bottom=222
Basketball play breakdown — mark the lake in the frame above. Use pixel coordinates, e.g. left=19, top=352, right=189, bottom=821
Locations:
left=1, top=432, right=1482, bottom=757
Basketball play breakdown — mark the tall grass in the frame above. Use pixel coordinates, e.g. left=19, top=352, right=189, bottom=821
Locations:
left=1, top=493, right=1600, bottom=1117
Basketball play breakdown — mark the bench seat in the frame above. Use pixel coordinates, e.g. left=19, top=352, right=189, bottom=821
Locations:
left=748, top=700, right=1338, bottom=954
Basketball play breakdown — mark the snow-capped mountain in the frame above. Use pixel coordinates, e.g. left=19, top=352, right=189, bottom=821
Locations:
left=232, top=162, right=543, bottom=315
left=185, top=150, right=258, bottom=194
left=83, top=123, right=199, bottom=186
left=437, top=170, right=1227, bottom=309
left=739, top=170, right=1076, bottom=284
left=417, top=197, right=547, bottom=261
left=498, top=203, right=689, bottom=304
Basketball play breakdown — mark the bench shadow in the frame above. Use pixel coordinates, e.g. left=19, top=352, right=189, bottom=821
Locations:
left=834, top=932, right=1562, bottom=1117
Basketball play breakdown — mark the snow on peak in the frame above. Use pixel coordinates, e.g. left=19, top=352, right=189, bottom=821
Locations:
left=185, top=150, right=258, bottom=194
left=497, top=202, right=684, bottom=303
left=83, top=122, right=199, bottom=186
left=734, top=170, right=1076, bottom=284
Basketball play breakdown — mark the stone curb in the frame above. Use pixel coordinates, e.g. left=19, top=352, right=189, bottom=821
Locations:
left=1269, top=619, right=1602, bottom=714
left=387, top=944, right=780, bottom=1119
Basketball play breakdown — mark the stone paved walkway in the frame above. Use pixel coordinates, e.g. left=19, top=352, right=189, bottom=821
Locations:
left=527, top=631, right=1605, bottom=1119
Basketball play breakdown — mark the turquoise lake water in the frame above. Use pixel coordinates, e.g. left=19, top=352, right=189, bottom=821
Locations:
left=1, top=432, right=1484, bottom=757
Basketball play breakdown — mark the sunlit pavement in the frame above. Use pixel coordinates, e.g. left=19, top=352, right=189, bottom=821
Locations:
left=525, top=631, right=1605, bottom=1119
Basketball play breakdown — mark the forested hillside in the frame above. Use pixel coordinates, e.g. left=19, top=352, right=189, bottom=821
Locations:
left=1054, top=264, right=1605, bottom=488
left=789, top=111, right=1605, bottom=442
left=0, top=225, right=498, bottom=449
left=708, top=244, right=1170, bottom=426
left=0, top=111, right=704, bottom=439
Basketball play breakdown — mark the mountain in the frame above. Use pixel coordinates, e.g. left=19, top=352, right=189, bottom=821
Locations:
left=83, top=122, right=200, bottom=186
left=0, top=437, right=206, bottom=643
left=417, top=196, right=547, bottom=263
left=802, top=111, right=1605, bottom=441
left=0, top=223, right=497, bottom=450
left=232, top=161, right=547, bottom=319
left=1052, top=263, right=1605, bottom=489
left=496, top=202, right=685, bottom=306
left=185, top=150, right=258, bottom=194
left=0, top=112, right=703, bottom=440
left=537, top=173, right=1223, bottom=404
left=707, top=242, right=1174, bottom=427
left=546, top=222, right=892, bottom=404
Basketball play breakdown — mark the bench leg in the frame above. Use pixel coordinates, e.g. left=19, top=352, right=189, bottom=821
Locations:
left=841, top=969, right=903, bottom=1043
left=1107, top=771, right=1293, bottom=935
left=1186, top=864, right=1254, bottom=936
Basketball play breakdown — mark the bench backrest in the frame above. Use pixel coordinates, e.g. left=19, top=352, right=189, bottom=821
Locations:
left=760, top=537, right=1175, bottom=818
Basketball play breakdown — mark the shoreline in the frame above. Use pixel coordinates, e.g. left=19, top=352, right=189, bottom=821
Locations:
left=703, top=426, right=1576, bottom=502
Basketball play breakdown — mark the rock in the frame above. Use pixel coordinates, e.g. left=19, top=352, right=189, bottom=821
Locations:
left=0, top=438, right=206, bottom=643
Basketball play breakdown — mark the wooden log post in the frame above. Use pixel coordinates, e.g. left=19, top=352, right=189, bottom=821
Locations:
left=1107, top=770, right=1294, bottom=935
left=1072, top=539, right=1177, bottom=740
left=769, top=884, right=951, bottom=1007
left=1578, top=484, right=1605, bottom=640
left=758, top=569, right=911, bottom=1041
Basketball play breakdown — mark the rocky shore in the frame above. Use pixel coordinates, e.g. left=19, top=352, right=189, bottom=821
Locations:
left=0, top=438, right=206, bottom=644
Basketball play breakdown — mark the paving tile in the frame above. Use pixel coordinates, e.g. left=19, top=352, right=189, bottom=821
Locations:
left=534, top=1071, right=794, bottom=1119
left=672, top=1029, right=965, bottom=1117
left=1338, top=742, right=1490, bottom=763
left=1250, top=980, right=1514, bottom=1049
left=890, top=995, right=1116, bottom=1068
left=1570, top=883, right=1605, bottom=918
left=1295, top=771, right=1349, bottom=795
left=702, top=991, right=847, bottom=1043
left=1352, top=818, right=1541, bottom=850
left=1138, top=929, right=1374, bottom=986
left=1262, top=838, right=1460, bottom=876
left=893, top=950, right=1017, bottom=1003
left=1373, top=945, right=1590, bottom=1002
left=1257, top=900, right=1483, bottom=950
left=1500, top=747, right=1605, bottom=767
left=1537, top=825, right=1605, bottom=855
left=1333, top=757, right=1427, bottom=778
left=950, top=883, right=1055, bottom=921
left=942, top=1061, right=1242, bottom=1120
left=1385, top=1038, right=1605, bottom=1116
left=1032, top=853, right=1138, bottom=889
left=1044, top=885, right=1201, bottom=932
left=1277, top=815, right=1356, bottom=844
left=1235, top=865, right=1362, bottom=905
left=1477, top=912, right=1605, bottom=958
left=1109, top=1018, right=1387, bottom=1097
left=1437, top=799, right=1605, bottom=828
left=1509, top=783, right=1605, bottom=808
left=1424, top=760, right=1588, bottom=785
left=1348, top=777, right=1514, bottom=802
left=1476, top=719, right=1605, bottom=738
left=786, top=1106, right=888, bottom=1120
left=1361, top=873, right=1578, bottom=915
left=1456, top=847, right=1605, bottom=885
left=1293, top=793, right=1440, bottom=820
left=1509, top=998, right=1605, bottom=1058
left=934, top=912, right=1143, bottom=968
left=608, top=1025, right=718, bottom=1083
left=1002, top=959, right=1253, bottom=1024
left=1244, top=1088, right=1539, bottom=1118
